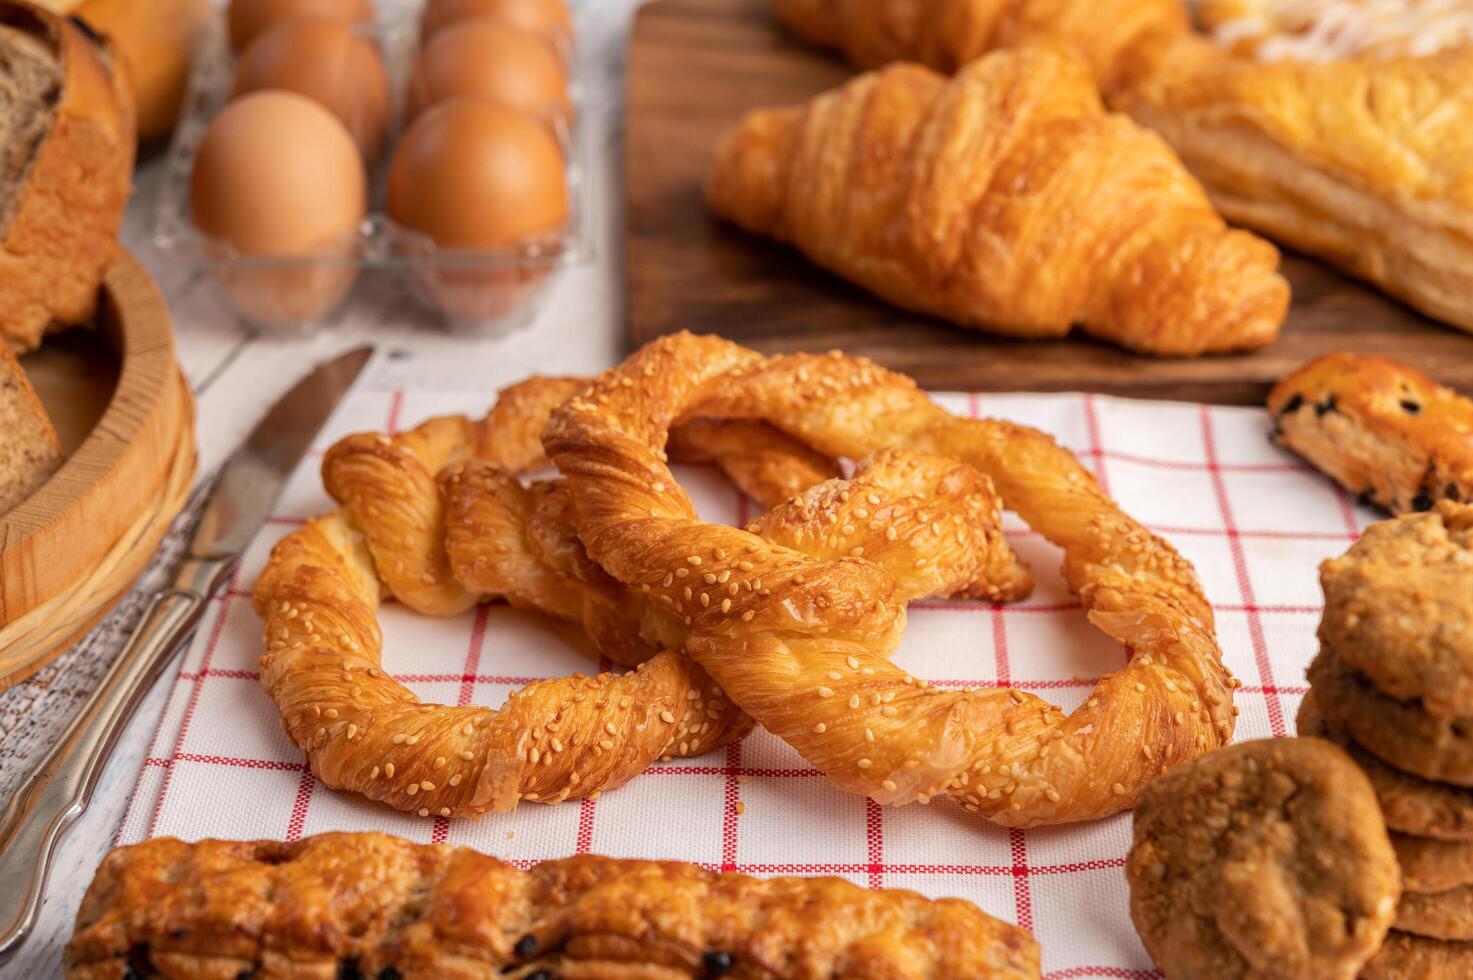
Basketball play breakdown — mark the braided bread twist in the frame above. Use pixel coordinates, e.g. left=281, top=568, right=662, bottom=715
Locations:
left=253, top=377, right=1029, bottom=818
left=543, top=333, right=1238, bottom=827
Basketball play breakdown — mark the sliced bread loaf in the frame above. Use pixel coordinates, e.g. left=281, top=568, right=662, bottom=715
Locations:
left=0, top=2, right=134, bottom=352
left=0, top=341, right=60, bottom=513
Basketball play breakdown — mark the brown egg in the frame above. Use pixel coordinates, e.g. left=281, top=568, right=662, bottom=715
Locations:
left=227, top=0, right=374, bottom=51
left=388, top=99, right=568, bottom=322
left=191, top=91, right=366, bottom=324
left=419, top=0, right=570, bottom=43
left=406, top=19, right=569, bottom=123
left=232, top=19, right=391, bottom=159
left=387, top=99, right=567, bottom=249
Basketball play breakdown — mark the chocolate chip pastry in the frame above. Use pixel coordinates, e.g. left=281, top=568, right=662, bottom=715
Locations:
left=1300, top=502, right=1473, bottom=954
left=1268, top=352, right=1473, bottom=516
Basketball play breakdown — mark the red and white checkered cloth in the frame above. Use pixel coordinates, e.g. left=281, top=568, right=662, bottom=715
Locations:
left=116, top=382, right=1372, bottom=979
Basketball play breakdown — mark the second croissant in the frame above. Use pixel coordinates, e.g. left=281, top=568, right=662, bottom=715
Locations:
left=707, top=46, right=1290, bottom=358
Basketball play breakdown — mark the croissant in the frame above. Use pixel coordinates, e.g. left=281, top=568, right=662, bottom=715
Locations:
left=706, top=46, right=1289, bottom=357
left=253, top=378, right=1030, bottom=817
left=67, top=832, right=1042, bottom=979
left=1116, top=37, right=1473, bottom=334
left=543, top=332, right=1239, bottom=828
left=772, top=0, right=1189, bottom=93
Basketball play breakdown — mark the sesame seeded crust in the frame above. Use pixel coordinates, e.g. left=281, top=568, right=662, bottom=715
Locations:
left=1308, top=647, right=1473, bottom=788
left=1318, top=501, right=1473, bottom=718
left=543, top=332, right=1237, bottom=828
left=1126, top=738, right=1400, bottom=980
left=65, top=832, right=1040, bottom=979
left=1298, top=694, right=1473, bottom=843
left=1361, top=930, right=1473, bottom=980
left=1267, top=353, right=1473, bottom=517
left=252, top=371, right=1027, bottom=818
left=1397, top=884, right=1473, bottom=942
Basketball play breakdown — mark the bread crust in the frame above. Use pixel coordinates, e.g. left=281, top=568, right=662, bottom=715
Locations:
left=0, top=2, right=134, bottom=353
left=66, top=832, right=1041, bottom=979
left=0, top=340, right=60, bottom=511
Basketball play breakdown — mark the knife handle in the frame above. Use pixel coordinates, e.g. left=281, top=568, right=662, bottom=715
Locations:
left=0, top=586, right=209, bottom=958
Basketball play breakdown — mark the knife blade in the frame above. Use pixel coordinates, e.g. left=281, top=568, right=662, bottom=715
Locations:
left=0, top=346, right=373, bottom=958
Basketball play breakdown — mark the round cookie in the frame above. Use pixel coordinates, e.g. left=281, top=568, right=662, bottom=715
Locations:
left=1307, top=648, right=1473, bottom=787
left=1320, top=502, right=1473, bottom=719
left=1361, top=931, right=1473, bottom=980
left=1393, top=834, right=1473, bottom=895
left=1128, top=737, right=1400, bottom=980
left=1298, top=695, right=1473, bottom=842
left=1398, top=884, right=1473, bottom=942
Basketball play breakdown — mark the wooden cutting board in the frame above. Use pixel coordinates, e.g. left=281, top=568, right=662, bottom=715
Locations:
left=625, top=0, right=1473, bottom=403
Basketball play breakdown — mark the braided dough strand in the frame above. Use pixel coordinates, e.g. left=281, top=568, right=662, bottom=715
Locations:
left=544, top=333, right=1237, bottom=827
left=254, top=379, right=1027, bottom=817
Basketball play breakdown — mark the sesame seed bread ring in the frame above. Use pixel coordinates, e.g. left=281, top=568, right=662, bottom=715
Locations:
left=253, top=377, right=1029, bottom=818
left=543, top=332, right=1238, bottom=827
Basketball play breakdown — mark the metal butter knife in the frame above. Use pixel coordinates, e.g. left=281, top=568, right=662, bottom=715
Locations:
left=0, top=346, right=373, bottom=958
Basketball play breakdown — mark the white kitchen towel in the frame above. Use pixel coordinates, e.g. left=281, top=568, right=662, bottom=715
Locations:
left=116, top=382, right=1370, bottom=979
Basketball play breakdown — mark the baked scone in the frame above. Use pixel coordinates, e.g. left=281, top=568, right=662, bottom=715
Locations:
left=1318, top=501, right=1473, bottom=718
left=707, top=47, right=1289, bottom=357
left=770, top=0, right=1189, bottom=93
left=1126, top=737, right=1401, bottom=980
left=1361, top=930, right=1473, bottom=979
left=1199, top=0, right=1473, bottom=61
left=1299, top=694, right=1473, bottom=842
left=1116, top=39, right=1473, bottom=333
left=1268, top=352, right=1473, bottom=515
left=1308, top=647, right=1473, bottom=787
left=66, top=832, right=1042, bottom=979
left=0, top=3, right=135, bottom=352
left=0, top=342, right=60, bottom=512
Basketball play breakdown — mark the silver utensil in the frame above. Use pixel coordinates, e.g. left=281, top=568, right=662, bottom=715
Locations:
left=0, top=346, right=373, bottom=958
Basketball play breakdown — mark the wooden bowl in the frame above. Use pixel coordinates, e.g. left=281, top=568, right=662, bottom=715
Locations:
left=0, top=250, right=196, bottom=688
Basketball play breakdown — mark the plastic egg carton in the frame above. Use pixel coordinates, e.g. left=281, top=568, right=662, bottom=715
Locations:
left=151, top=12, right=592, bottom=337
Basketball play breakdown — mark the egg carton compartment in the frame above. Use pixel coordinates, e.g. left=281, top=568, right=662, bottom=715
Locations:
left=152, top=11, right=592, bottom=337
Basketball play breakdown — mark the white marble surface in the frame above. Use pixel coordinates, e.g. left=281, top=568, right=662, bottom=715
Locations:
left=0, top=1, right=641, bottom=973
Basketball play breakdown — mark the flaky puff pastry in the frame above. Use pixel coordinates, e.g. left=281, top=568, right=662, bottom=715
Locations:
left=545, top=333, right=1239, bottom=828
left=1116, top=37, right=1473, bottom=334
left=253, top=378, right=1030, bottom=818
left=67, top=833, right=1041, bottom=979
left=771, top=0, right=1188, bottom=93
left=707, top=47, right=1289, bottom=357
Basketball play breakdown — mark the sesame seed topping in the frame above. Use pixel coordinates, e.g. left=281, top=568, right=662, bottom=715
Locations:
left=813, top=722, right=827, bottom=733
left=817, top=687, right=835, bottom=698
left=857, top=758, right=872, bottom=769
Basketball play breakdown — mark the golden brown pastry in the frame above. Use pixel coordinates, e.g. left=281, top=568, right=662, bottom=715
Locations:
left=1116, top=38, right=1473, bottom=334
left=1198, top=0, right=1473, bottom=61
left=543, top=332, right=1238, bottom=828
left=771, top=0, right=1189, bottom=93
left=1126, top=738, right=1401, bottom=980
left=0, top=2, right=134, bottom=352
left=1268, top=352, right=1473, bottom=515
left=66, top=832, right=1042, bottom=979
left=707, top=47, right=1289, bottom=357
left=254, top=375, right=1029, bottom=818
